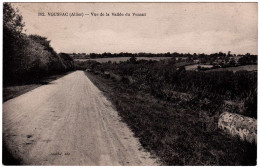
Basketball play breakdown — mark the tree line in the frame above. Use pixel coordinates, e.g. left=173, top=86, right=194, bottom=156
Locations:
left=72, top=52, right=257, bottom=65
left=3, top=3, right=74, bottom=86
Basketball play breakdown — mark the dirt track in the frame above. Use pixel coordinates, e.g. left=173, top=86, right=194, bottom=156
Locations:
left=3, top=71, right=158, bottom=165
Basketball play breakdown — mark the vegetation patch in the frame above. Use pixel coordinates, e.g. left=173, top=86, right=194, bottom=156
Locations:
left=85, top=69, right=256, bottom=165
left=3, top=3, right=74, bottom=86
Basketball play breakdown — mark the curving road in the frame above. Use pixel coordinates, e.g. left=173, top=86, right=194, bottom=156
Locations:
left=3, top=71, right=158, bottom=165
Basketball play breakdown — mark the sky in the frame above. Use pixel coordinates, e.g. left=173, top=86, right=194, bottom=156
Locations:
left=13, top=3, right=258, bottom=55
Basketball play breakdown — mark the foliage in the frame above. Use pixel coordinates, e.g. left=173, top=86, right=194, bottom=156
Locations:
left=3, top=3, right=24, bottom=36
left=3, top=3, right=74, bottom=85
left=81, top=58, right=257, bottom=118
left=86, top=69, right=257, bottom=166
left=238, top=53, right=257, bottom=65
left=129, top=56, right=137, bottom=64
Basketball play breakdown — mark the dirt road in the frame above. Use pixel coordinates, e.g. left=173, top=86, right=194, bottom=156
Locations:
left=3, top=71, right=159, bottom=165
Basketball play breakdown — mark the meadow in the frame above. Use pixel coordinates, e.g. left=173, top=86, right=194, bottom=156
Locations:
left=207, top=65, right=257, bottom=72
left=185, top=64, right=213, bottom=71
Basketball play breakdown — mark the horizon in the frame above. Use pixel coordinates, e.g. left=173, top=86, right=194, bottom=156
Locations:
left=13, top=3, right=258, bottom=55
left=63, top=51, right=256, bottom=56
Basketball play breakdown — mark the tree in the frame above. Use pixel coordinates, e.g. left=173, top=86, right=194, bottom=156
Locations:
left=29, top=34, right=56, bottom=55
left=238, top=53, right=257, bottom=65
left=229, top=58, right=236, bottom=66
left=3, top=3, right=24, bottom=35
left=3, top=3, right=26, bottom=84
left=129, top=56, right=137, bottom=64
left=228, top=51, right=231, bottom=56
left=3, top=3, right=73, bottom=85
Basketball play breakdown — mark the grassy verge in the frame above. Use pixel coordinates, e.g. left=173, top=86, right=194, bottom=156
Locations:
left=85, top=71, right=256, bottom=166
left=3, top=71, right=73, bottom=102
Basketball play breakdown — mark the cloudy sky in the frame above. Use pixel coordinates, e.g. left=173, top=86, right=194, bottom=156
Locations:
left=13, top=3, right=257, bottom=54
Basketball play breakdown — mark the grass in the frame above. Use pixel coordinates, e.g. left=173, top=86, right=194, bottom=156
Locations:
left=3, top=71, right=73, bottom=102
left=85, top=71, right=256, bottom=166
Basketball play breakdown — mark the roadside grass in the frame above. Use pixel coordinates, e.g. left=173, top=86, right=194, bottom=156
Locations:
left=85, top=71, right=256, bottom=166
left=3, top=71, right=73, bottom=102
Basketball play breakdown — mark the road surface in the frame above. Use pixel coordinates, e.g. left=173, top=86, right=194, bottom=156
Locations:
left=3, top=71, right=159, bottom=165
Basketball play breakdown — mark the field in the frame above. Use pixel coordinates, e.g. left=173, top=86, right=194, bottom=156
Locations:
left=74, top=57, right=172, bottom=63
left=185, top=64, right=213, bottom=71
left=207, top=65, right=257, bottom=72
left=185, top=64, right=257, bottom=72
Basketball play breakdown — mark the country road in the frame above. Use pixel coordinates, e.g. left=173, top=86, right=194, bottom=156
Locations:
left=3, top=71, right=158, bottom=166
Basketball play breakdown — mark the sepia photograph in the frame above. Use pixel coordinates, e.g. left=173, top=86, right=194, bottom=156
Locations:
left=2, top=2, right=257, bottom=166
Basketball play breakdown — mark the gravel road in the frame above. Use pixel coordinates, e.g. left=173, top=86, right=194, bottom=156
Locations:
left=3, top=71, right=158, bottom=165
